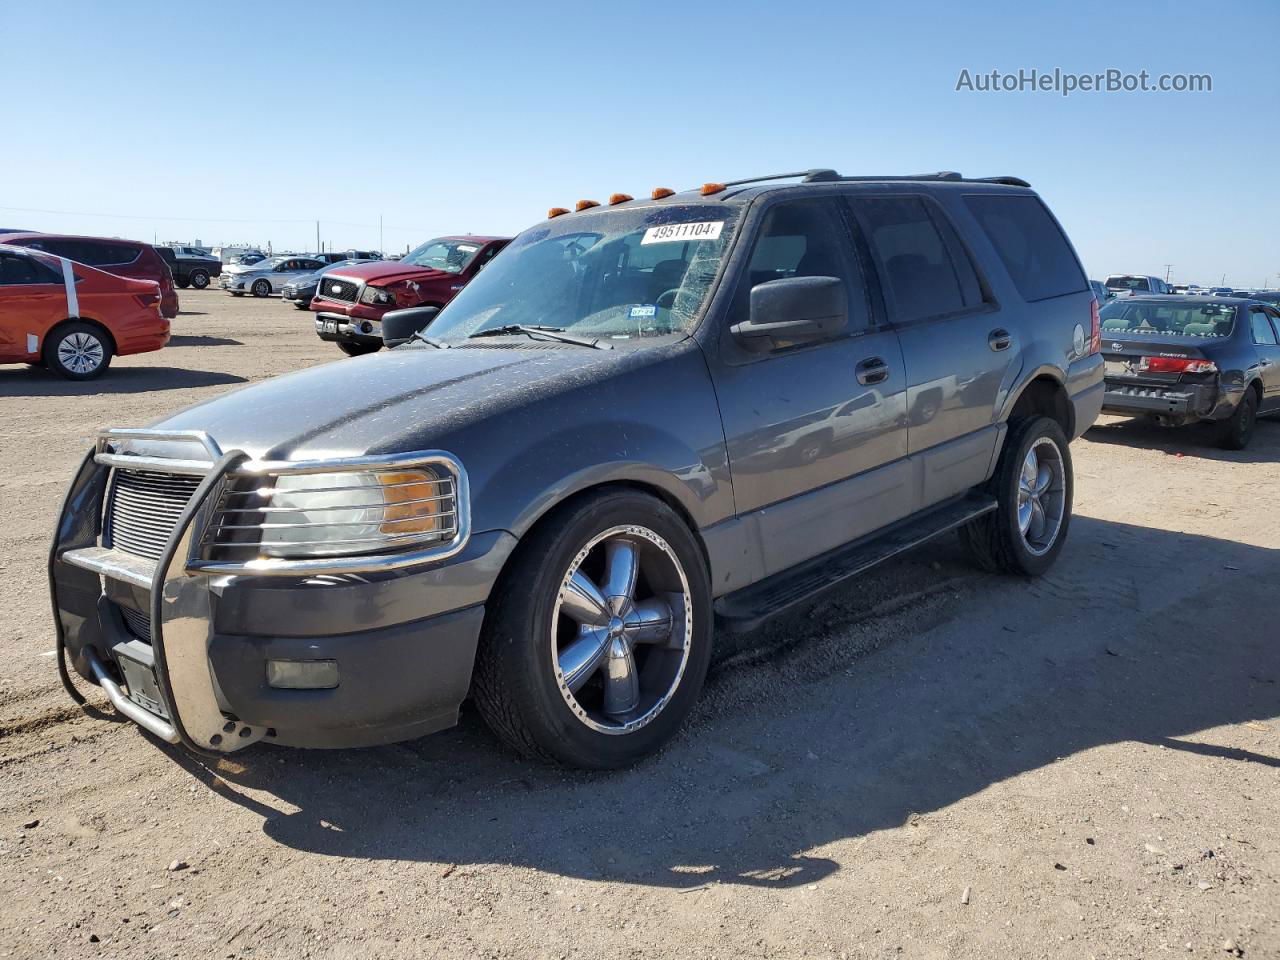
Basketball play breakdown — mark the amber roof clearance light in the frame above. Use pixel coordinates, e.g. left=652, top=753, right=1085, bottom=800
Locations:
left=575, top=199, right=600, bottom=212
left=608, top=193, right=633, bottom=205
left=651, top=187, right=675, bottom=200
left=700, top=182, right=726, bottom=196
left=547, top=207, right=570, bottom=218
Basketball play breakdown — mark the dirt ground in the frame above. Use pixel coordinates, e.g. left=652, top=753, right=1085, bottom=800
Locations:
left=1, top=289, right=1277, bottom=960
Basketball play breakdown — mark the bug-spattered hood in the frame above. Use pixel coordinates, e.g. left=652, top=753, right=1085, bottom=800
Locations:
left=149, top=343, right=640, bottom=461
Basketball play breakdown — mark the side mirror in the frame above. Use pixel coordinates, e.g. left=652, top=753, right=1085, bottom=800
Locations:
left=382, top=305, right=440, bottom=348
left=731, top=276, right=848, bottom=353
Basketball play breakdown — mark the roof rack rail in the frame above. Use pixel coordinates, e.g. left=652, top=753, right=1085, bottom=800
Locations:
left=716, top=170, right=1032, bottom=189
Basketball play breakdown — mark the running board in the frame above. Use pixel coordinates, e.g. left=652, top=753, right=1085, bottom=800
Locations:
left=713, top=494, right=998, bottom=634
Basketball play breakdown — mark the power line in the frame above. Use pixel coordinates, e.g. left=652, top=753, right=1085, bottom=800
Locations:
left=0, top=204, right=425, bottom=233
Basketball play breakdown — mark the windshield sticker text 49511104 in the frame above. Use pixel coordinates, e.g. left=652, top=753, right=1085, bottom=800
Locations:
left=641, top=222, right=724, bottom=245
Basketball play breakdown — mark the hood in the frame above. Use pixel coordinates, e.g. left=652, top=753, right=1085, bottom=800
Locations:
left=151, top=345, right=623, bottom=461
left=223, top=263, right=261, bottom=276
left=325, top=260, right=459, bottom=287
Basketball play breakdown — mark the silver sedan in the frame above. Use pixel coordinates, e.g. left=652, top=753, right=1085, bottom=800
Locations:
left=220, top=256, right=327, bottom=297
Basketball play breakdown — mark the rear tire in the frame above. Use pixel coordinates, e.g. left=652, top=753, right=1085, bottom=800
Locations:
left=473, top=489, right=713, bottom=769
left=337, top=341, right=380, bottom=357
left=175, top=278, right=190, bottom=289
left=959, top=416, right=1072, bottom=577
left=43, top=322, right=113, bottom=380
left=1217, top=390, right=1257, bottom=450
left=293, top=301, right=311, bottom=311
left=189, top=269, right=210, bottom=289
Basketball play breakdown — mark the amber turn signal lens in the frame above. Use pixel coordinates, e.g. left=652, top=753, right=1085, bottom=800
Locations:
left=547, top=207, right=570, bottom=218
left=575, top=199, right=600, bottom=212
left=608, top=193, right=633, bottom=205
left=651, top=187, right=675, bottom=200
left=376, top=470, right=442, bottom=535
left=700, top=182, right=726, bottom=196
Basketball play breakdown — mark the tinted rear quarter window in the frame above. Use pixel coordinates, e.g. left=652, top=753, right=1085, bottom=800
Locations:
left=965, top=195, right=1086, bottom=302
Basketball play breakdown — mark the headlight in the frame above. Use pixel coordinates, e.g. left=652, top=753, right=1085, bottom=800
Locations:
left=360, top=284, right=397, bottom=306
left=207, top=466, right=459, bottom=560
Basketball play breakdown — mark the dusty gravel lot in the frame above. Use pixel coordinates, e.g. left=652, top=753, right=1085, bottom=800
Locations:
left=1, top=289, right=1278, bottom=959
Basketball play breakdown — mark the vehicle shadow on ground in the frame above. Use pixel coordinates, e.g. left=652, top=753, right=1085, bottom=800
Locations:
left=167, top=517, right=1280, bottom=891
left=176, top=311, right=207, bottom=317
left=167, top=335, right=243, bottom=347
left=0, top=367, right=247, bottom=397
left=1085, top=415, right=1280, bottom=463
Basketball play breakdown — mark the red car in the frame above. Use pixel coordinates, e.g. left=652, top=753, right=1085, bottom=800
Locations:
left=310, top=235, right=510, bottom=355
left=0, top=244, right=169, bottom=379
left=1, top=232, right=179, bottom=319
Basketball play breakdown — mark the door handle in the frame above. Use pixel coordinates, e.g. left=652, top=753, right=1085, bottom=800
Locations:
left=856, top=357, right=890, bottom=385
left=988, top=329, right=1013, bottom=351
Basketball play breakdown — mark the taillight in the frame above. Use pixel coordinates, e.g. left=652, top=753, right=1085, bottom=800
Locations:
left=135, top=293, right=161, bottom=311
left=1137, top=356, right=1217, bottom=374
left=1089, top=298, right=1101, bottom=354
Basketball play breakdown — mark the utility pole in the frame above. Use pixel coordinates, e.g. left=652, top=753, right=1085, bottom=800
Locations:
left=1163, top=264, right=1173, bottom=283
left=315, top=220, right=320, bottom=255
left=379, top=214, right=383, bottom=255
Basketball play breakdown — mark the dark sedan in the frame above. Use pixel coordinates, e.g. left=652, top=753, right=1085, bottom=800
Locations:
left=280, top=259, right=374, bottom=310
left=1100, top=296, right=1280, bottom=448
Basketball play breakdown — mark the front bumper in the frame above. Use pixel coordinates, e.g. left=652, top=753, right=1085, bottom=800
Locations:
left=1102, top=378, right=1220, bottom=424
left=314, top=311, right=382, bottom=346
left=49, top=432, right=515, bottom=753
left=220, top=276, right=248, bottom=293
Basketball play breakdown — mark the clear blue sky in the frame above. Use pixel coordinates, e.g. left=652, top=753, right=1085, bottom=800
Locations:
left=2, top=0, right=1276, bottom=286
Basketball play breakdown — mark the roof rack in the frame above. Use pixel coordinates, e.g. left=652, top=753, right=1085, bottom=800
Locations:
left=718, top=170, right=1031, bottom=189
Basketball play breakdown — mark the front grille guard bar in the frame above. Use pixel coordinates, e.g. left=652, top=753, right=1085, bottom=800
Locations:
left=55, top=429, right=474, bottom=753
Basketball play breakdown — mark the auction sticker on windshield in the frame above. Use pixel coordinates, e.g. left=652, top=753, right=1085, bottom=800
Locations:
left=641, top=221, right=724, bottom=245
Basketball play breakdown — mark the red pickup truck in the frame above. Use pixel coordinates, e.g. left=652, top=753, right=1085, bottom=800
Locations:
left=311, top=235, right=510, bottom=355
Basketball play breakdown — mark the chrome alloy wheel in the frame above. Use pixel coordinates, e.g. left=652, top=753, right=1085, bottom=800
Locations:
left=1017, top=437, right=1066, bottom=556
left=57, top=331, right=105, bottom=375
left=551, top=525, right=692, bottom=735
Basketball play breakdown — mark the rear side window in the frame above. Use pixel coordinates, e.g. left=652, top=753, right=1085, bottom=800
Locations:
left=0, top=252, right=60, bottom=285
left=849, top=196, right=983, bottom=323
left=966, top=195, right=1087, bottom=302
left=1250, top=308, right=1279, bottom=345
left=21, top=237, right=139, bottom=268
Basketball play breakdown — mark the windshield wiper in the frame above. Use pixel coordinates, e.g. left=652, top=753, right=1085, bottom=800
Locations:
left=407, top=329, right=450, bottom=349
left=467, top=324, right=611, bottom=350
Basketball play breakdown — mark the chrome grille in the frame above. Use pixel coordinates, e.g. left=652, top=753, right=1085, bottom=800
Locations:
left=105, top=469, right=203, bottom=561
left=320, top=277, right=360, bottom=303
left=118, top=603, right=153, bottom=643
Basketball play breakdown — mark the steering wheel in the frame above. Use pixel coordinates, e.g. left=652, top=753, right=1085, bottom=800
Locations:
left=655, top=288, right=681, bottom=310
left=563, top=239, right=588, bottom=259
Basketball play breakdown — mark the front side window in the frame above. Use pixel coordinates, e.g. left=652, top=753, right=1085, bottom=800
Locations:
left=851, top=197, right=978, bottom=323
left=731, top=198, right=869, bottom=333
left=401, top=238, right=485, bottom=275
left=1100, top=300, right=1236, bottom=338
left=425, top=205, right=741, bottom=345
left=965, top=195, right=1086, bottom=302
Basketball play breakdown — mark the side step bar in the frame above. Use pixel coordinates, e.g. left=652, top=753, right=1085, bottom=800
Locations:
left=714, top=494, right=998, bottom=634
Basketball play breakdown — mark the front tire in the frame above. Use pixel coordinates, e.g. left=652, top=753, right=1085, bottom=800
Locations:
left=251, top=279, right=271, bottom=298
left=175, top=277, right=190, bottom=289
left=337, top=341, right=380, bottom=357
left=473, top=489, right=713, bottom=769
left=44, top=322, right=113, bottom=380
left=1217, top=390, right=1257, bottom=450
left=189, top=269, right=210, bottom=289
left=959, top=416, right=1072, bottom=577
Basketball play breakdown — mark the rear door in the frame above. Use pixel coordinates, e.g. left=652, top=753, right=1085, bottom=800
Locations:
left=1248, top=306, right=1280, bottom=409
left=0, top=251, right=67, bottom=360
left=847, top=194, right=1009, bottom=507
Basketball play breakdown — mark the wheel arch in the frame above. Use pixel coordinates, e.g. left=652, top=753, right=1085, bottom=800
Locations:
left=1003, top=371, right=1073, bottom=438
left=46, top=315, right=118, bottom=355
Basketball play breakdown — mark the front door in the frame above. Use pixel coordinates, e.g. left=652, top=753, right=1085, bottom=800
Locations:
left=0, top=251, right=65, bottom=361
left=709, top=197, right=909, bottom=577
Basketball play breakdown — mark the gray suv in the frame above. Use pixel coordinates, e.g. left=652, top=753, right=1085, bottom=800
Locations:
left=50, top=169, right=1103, bottom=769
